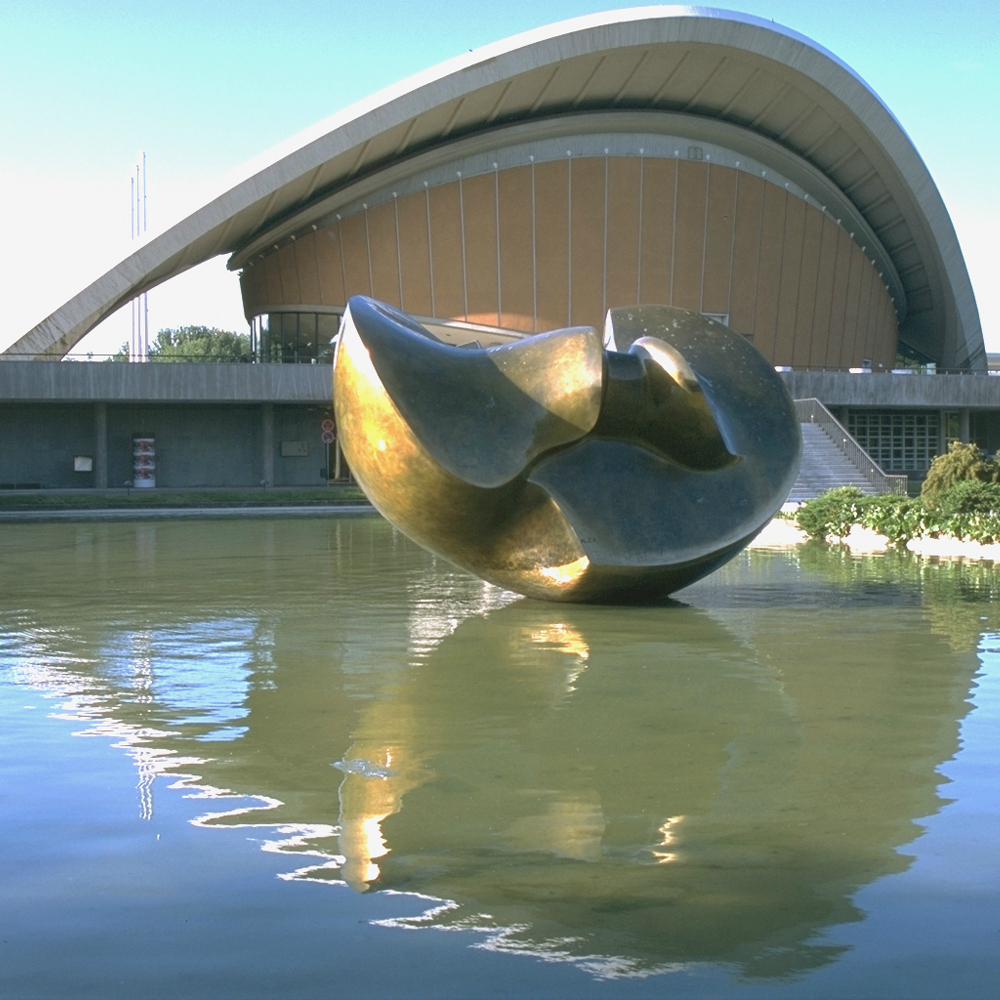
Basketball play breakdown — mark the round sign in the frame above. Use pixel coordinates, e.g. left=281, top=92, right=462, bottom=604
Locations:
left=321, top=419, right=335, bottom=433
left=321, top=431, right=335, bottom=444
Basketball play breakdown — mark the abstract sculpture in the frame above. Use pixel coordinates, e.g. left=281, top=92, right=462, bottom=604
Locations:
left=334, top=296, right=800, bottom=602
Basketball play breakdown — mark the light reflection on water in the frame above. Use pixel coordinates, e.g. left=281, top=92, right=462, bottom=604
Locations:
left=1, top=517, right=998, bottom=997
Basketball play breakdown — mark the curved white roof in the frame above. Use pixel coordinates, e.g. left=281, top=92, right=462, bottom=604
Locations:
left=6, top=5, right=984, bottom=368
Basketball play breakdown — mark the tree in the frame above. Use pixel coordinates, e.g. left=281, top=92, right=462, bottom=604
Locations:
left=921, top=441, right=1000, bottom=498
left=110, top=326, right=252, bottom=362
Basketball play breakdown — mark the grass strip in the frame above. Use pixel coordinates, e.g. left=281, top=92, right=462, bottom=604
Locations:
left=0, top=487, right=370, bottom=511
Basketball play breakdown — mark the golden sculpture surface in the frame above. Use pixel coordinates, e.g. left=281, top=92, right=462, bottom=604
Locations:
left=334, top=296, right=800, bottom=602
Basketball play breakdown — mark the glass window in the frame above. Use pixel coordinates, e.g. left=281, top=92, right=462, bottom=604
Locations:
left=848, top=411, right=940, bottom=472
left=944, top=411, right=960, bottom=443
left=280, top=314, right=298, bottom=363
left=298, top=313, right=318, bottom=359
left=317, top=314, right=341, bottom=362
left=250, top=312, right=343, bottom=363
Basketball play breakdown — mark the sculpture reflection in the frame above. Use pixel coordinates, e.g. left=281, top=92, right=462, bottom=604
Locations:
left=334, top=297, right=801, bottom=602
left=328, top=600, right=838, bottom=977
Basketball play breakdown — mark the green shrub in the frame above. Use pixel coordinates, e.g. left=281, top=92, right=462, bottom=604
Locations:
left=795, top=487, right=869, bottom=540
left=931, top=479, right=1000, bottom=516
left=858, top=494, right=922, bottom=547
left=795, top=479, right=1000, bottom=547
left=921, top=442, right=1000, bottom=498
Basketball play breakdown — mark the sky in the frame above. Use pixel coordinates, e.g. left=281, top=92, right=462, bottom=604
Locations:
left=1, top=0, right=997, bottom=357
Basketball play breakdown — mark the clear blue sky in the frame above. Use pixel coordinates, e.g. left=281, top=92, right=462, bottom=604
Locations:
left=1, top=0, right=997, bottom=355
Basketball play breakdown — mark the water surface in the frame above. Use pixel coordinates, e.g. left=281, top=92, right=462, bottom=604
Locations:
left=1, top=518, right=998, bottom=998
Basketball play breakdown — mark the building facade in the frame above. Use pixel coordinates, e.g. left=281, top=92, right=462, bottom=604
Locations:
left=238, top=134, right=900, bottom=370
left=0, top=8, right=990, bottom=488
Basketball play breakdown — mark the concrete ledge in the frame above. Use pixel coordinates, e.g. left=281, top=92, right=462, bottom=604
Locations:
left=6, top=361, right=1000, bottom=414
left=0, top=360, right=333, bottom=403
left=781, top=371, right=1000, bottom=408
left=749, top=513, right=1000, bottom=563
left=5, top=363, right=1000, bottom=409
left=0, top=504, right=377, bottom=523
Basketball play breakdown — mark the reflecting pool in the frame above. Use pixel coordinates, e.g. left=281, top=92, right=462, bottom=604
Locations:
left=1, top=517, right=998, bottom=999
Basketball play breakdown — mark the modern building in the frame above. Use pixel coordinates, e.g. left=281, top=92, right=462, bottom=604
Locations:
left=0, top=7, right=992, bottom=490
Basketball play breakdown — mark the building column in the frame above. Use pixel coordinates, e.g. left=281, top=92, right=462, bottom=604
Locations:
left=262, top=403, right=274, bottom=486
left=94, top=402, right=108, bottom=489
left=960, top=408, right=970, bottom=444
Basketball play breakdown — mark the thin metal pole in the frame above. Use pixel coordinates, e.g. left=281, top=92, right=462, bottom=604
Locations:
left=142, top=153, right=148, bottom=361
left=458, top=172, right=468, bottom=320
left=423, top=186, right=435, bottom=317
left=636, top=148, right=644, bottom=304
left=669, top=151, right=679, bottom=306
left=393, top=192, right=403, bottom=309
left=493, top=164, right=501, bottom=324
left=602, top=149, right=608, bottom=320
left=131, top=175, right=135, bottom=360
left=699, top=161, right=710, bottom=315
left=567, top=151, right=572, bottom=325
left=530, top=156, right=536, bottom=332
left=363, top=203, right=373, bottom=296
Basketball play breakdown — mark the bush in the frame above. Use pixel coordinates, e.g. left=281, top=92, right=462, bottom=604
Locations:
left=795, top=486, right=869, bottom=540
left=858, top=494, right=922, bottom=547
left=931, top=479, right=1000, bottom=516
left=921, top=442, right=1000, bottom=498
left=924, top=480, right=1000, bottom=542
left=795, top=479, right=1000, bottom=547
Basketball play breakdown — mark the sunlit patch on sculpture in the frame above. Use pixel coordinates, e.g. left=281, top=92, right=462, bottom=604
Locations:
left=333, top=296, right=800, bottom=603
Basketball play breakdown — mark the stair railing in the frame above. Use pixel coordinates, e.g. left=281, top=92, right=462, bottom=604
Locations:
left=794, top=398, right=909, bottom=495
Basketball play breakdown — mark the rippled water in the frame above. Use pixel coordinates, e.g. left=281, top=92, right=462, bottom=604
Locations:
left=1, top=517, right=998, bottom=999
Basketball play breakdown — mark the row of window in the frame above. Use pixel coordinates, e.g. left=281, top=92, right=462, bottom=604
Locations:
left=848, top=412, right=941, bottom=472
left=251, top=309, right=738, bottom=362
left=250, top=313, right=342, bottom=363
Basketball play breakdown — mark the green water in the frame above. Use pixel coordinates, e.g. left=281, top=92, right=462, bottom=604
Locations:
left=1, top=517, right=998, bottom=999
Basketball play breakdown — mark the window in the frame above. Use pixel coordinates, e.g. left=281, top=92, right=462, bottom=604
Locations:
left=848, top=411, right=939, bottom=472
left=250, top=311, right=342, bottom=363
left=943, top=411, right=960, bottom=444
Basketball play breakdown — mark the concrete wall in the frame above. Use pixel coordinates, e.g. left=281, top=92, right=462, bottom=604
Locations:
left=781, top=371, right=1000, bottom=408
left=0, top=400, right=333, bottom=489
left=0, top=404, right=100, bottom=488
left=7, top=361, right=1000, bottom=488
left=0, top=363, right=336, bottom=489
left=273, top=405, right=332, bottom=486
left=0, top=360, right=333, bottom=403
left=104, top=405, right=263, bottom=488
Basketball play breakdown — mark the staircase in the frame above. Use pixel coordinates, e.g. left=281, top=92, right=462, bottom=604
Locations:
left=787, top=422, right=877, bottom=502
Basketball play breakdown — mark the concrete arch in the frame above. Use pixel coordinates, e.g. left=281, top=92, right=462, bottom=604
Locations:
left=4, top=6, right=983, bottom=368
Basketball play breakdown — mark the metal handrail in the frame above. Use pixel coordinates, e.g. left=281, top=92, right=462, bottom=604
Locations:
left=794, top=397, right=909, bottom=496
left=0, top=353, right=990, bottom=374
left=0, top=353, right=335, bottom=364
left=776, top=365, right=991, bottom=376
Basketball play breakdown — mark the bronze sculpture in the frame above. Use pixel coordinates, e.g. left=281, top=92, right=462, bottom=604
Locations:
left=333, top=296, right=800, bottom=602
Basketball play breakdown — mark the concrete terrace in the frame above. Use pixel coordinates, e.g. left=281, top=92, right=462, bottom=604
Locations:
left=0, top=360, right=332, bottom=403
left=5, top=362, right=1000, bottom=408
left=4, top=362, right=1000, bottom=493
